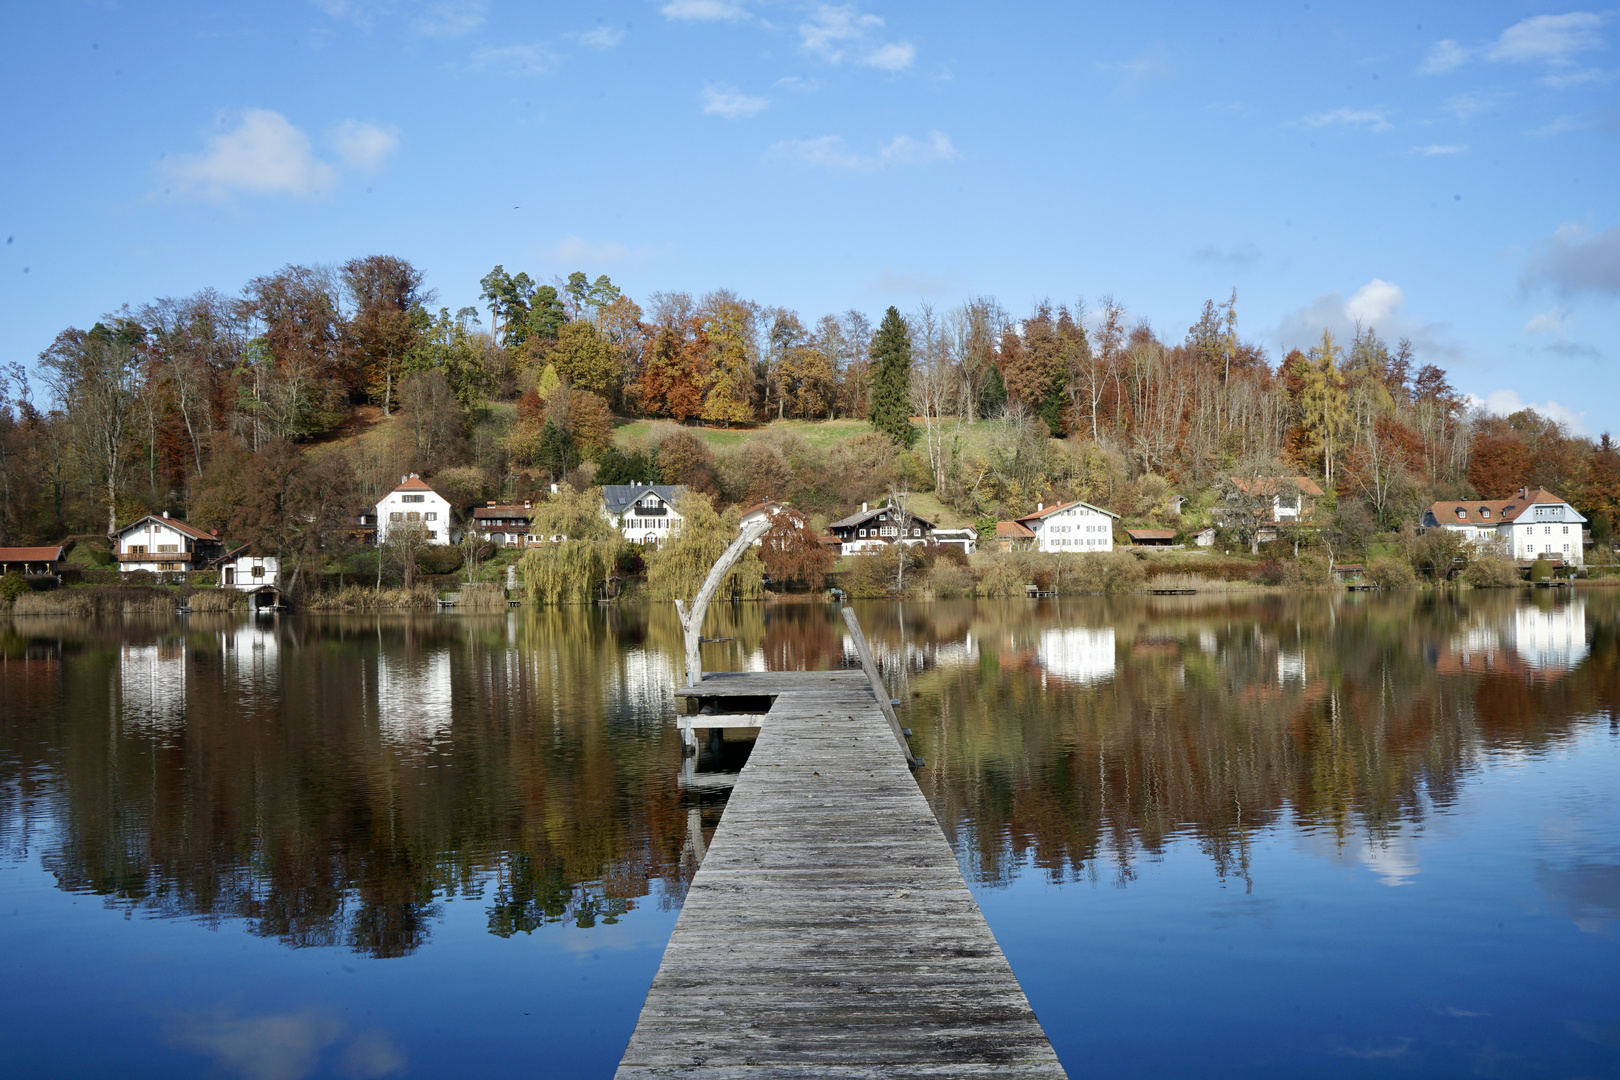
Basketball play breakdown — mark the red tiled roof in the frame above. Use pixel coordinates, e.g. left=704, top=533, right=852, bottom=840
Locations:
left=996, top=521, right=1036, bottom=540
left=0, top=546, right=64, bottom=562
left=1015, top=499, right=1119, bottom=523
left=1229, top=476, right=1326, bottom=497
left=1428, top=488, right=1569, bottom=526
left=393, top=475, right=436, bottom=492
left=738, top=500, right=783, bottom=518
left=473, top=505, right=532, bottom=519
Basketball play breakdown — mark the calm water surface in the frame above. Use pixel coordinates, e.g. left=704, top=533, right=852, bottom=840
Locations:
left=2, top=594, right=1617, bottom=1078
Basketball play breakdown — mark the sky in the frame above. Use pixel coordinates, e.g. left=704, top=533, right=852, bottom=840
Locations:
left=2, top=1, right=1617, bottom=433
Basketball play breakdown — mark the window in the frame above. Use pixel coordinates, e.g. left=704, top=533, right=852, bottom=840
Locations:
left=390, top=512, right=402, bottom=522
left=251, top=565, right=264, bottom=578
left=1563, top=526, right=1569, bottom=534
left=912, top=528, right=921, bottom=537
left=1544, top=526, right=1551, bottom=534
left=1480, top=508, right=1490, bottom=519
left=162, top=562, right=179, bottom=572
left=428, top=531, right=436, bottom=540
left=425, top=512, right=437, bottom=521
left=858, top=528, right=867, bottom=538
left=407, top=512, right=421, bottom=522
left=403, top=494, right=424, bottom=503
left=1455, top=508, right=1467, bottom=520
left=882, top=526, right=897, bottom=537
left=1564, top=544, right=1570, bottom=553
left=129, top=545, right=147, bottom=554
left=158, top=544, right=178, bottom=553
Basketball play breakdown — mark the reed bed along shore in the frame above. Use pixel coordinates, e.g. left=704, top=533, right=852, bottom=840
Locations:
left=8, top=585, right=248, bottom=617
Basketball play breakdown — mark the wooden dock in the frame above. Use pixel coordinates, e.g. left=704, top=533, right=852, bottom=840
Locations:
left=615, top=668, right=1067, bottom=1079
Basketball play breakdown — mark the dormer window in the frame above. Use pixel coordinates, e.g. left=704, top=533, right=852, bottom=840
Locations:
left=1455, top=508, right=1467, bottom=520
left=1479, top=508, right=1490, bottom=519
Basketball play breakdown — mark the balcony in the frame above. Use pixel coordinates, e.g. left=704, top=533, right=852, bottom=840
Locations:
left=119, top=551, right=192, bottom=564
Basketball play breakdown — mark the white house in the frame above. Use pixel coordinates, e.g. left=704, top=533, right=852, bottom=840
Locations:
left=377, top=474, right=453, bottom=546
left=825, top=502, right=938, bottom=555
left=1015, top=500, right=1119, bottom=553
left=1226, top=476, right=1325, bottom=522
left=932, top=526, right=978, bottom=555
left=218, top=549, right=279, bottom=591
left=602, top=484, right=688, bottom=546
left=1421, top=487, right=1586, bottom=566
left=116, top=512, right=223, bottom=578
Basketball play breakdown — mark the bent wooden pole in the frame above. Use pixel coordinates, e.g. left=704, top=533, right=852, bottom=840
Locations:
left=675, top=517, right=772, bottom=688
left=840, top=604, right=924, bottom=769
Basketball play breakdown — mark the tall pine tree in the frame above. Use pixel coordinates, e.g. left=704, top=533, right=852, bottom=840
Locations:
left=868, top=307, right=917, bottom=448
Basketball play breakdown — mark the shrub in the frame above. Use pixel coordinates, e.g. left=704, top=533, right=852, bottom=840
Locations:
left=1529, top=558, right=1553, bottom=582
left=1282, top=554, right=1332, bottom=588
left=1250, top=559, right=1285, bottom=586
left=0, top=574, right=27, bottom=602
left=975, top=555, right=1028, bottom=598
left=1367, top=556, right=1418, bottom=590
left=417, top=545, right=464, bottom=575
left=1462, top=554, right=1520, bottom=588
left=925, top=561, right=975, bottom=599
left=1063, top=551, right=1145, bottom=594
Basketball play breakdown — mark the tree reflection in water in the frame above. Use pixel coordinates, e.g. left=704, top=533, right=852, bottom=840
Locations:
left=1, top=591, right=1614, bottom=960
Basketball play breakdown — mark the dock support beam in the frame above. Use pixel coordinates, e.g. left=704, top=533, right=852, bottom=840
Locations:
left=840, top=605, right=924, bottom=769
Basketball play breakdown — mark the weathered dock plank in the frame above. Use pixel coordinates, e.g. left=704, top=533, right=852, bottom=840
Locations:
left=616, top=672, right=1067, bottom=1079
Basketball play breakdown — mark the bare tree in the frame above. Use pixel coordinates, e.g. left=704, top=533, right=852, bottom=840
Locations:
left=39, top=320, right=142, bottom=538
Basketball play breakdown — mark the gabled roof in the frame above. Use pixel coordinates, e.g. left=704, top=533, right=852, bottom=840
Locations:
left=1228, top=476, right=1326, bottom=497
left=738, top=500, right=786, bottom=518
left=932, top=525, right=979, bottom=538
left=826, top=503, right=937, bottom=531
left=392, top=474, right=437, bottom=493
left=1015, top=499, right=1119, bottom=524
left=1126, top=528, right=1176, bottom=540
left=602, top=484, right=687, bottom=516
left=1427, top=488, right=1582, bottom=526
left=0, top=546, right=65, bottom=562
left=118, top=514, right=215, bottom=541
left=996, top=521, right=1036, bottom=540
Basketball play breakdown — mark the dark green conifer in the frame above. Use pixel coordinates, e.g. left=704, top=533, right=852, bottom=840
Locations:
left=868, top=306, right=917, bottom=448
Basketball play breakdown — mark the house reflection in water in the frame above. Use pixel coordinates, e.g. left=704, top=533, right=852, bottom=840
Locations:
left=120, top=639, right=187, bottom=739
left=374, top=650, right=454, bottom=750
left=1439, top=599, right=1588, bottom=678
left=1038, top=627, right=1117, bottom=685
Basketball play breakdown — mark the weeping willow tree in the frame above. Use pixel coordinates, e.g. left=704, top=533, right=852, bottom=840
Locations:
left=645, top=492, right=765, bottom=602
left=519, top=485, right=624, bottom=604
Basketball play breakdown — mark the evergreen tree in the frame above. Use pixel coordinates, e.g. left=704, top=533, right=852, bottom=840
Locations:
left=978, top=361, right=1007, bottom=418
left=868, top=307, right=917, bottom=448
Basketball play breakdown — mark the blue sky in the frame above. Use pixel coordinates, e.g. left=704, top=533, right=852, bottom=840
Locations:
left=3, top=2, right=1617, bottom=433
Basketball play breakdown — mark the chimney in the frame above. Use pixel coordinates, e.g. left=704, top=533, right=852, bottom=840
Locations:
left=401, top=475, right=408, bottom=485
left=550, top=483, right=560, bottom=495
left=861, top=502, right=868, bottom=513
left=487, top=500, right=496, bottom=506
left=1037, top=502, right=1043, bottom=512
left=1519, top=486, right=1528, bottom=499
left=524, top=501, right=532, bottom=510
left=162, top=510, right=170, bottom=518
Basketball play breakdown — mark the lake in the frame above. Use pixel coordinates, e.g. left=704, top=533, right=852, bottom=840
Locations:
left=2, top=594, right=1617, bottom=1079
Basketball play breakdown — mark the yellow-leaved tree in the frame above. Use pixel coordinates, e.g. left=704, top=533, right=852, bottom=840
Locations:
left=645, top=492, right=764, bottom=602
left=519, top=485, right=624, bottom=604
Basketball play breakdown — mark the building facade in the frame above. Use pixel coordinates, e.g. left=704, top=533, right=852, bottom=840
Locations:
left=376, top=474, right=454, bottom=546
left=218, top=550, right=279, bottom=591
left=601, top=484, right=688, bottom=546
left=1015, top=500, right=1119, bottom=553
left=825, top=503, right=937, bottom=555
left=1422, top=487, right=1587, bottom=566
left=473, top=502, right=535, bottom=546
left=116, top=513, right=223, bottom=577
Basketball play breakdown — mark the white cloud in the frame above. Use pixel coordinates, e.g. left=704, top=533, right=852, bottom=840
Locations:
left=768, top=130, right=957, bottom=172
left=1465, top=389, right=1590, bottom=435
left=575, top=25, right=625, bottom=49
left=1486, top=12, right=1604, bottom=64
left=774, top=75, right=823, bottom=91
left=1442, top=91, right=1509, bottom=121
left=1099, top=48, right=1174, bottom=87
left=1274, top=279, right=1459, bottom=360
left=1532, top=114, right=1580, bottom=137
left=329, top=120, right=399, bottom=169
left=545, top=236, right=654, bottom=266
left=1298, top=107, right=1392, bottom=132
left=313, top=0, right=485, bottom=36
left=468, top=41, right=556, bottom=76
left=877, top=130, right=957, bottom=166
left=863, top=41, right=915, bottom=71
left=164, top=109, right=340, bottom=201
left=798, top=4, right=913, bottom=70
left=1416, top=12, right=1608, bottom=83
left=1524, top=307, right=1571, bottom=335
left=660, top=0, right=746, bottom=22
left=1413, top=143, right=1467, bottom=156
left=1520, top=221, right=1620, bottom=297
left=700, top=83, right=768, bottom=119
left=1419, top=38, right=1470, bottom=74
